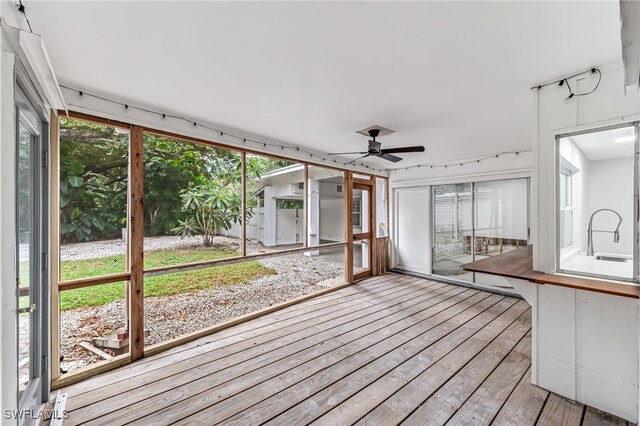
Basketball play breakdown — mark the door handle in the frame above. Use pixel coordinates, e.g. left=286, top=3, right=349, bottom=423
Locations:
left=17, top=304, right=36, bottom=314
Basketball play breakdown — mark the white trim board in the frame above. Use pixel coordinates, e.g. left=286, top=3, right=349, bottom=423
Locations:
left=390, top=168, right=532, bottom=189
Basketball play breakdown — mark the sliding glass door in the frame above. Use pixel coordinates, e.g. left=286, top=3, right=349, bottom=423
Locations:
left=431, top=178, right=530, bottom=292
left=432, top=183, right=473, bottom=281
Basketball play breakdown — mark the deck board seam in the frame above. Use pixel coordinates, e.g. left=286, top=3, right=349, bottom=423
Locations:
left=117, top=287, right=481, bottom=425
left=65, top=279, right=442, bottom=412
left=444, top=328, right=532, bottom=425
left=216, top=293, right=506, bottom=425
left=394, top=306, right=531, bottom=424
left=64, top=276, right=428, bottom=399
left=178, top=289, right=488, bottom=426
left=68, top=283, right=471, bottom=422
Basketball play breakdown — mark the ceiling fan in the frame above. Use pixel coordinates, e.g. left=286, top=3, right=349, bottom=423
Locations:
left=328, top=127, right=425, bottom=164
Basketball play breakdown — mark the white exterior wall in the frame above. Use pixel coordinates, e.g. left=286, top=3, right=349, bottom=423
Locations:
left=533, top=64, right=640, bottom=422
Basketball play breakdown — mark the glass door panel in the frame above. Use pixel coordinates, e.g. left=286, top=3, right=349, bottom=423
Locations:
left=352, top=183, right=372, bottom=279
left=432, top=183, right=474, bottom=281
left=16, top=119, right=40, bottom=404
left=17, top=122, right=34, bottom=398
left=352, top=188, right=370, bottom=235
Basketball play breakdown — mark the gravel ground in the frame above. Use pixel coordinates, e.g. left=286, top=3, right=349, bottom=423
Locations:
left=59, top=237, right=359, bottom=373
left=60, top=235, right=219, bottom=261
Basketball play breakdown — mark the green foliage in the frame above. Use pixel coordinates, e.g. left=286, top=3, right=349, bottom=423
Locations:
left=172, top=179, right=243, bottom=246
left=59, top=118, right=128, bottom=242
left=60, top=117, right=297, bottom=243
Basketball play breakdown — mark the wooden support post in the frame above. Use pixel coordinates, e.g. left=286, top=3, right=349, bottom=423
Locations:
left=303, top=164, right=309, bottom=247
left=50, top=111, right=60, bottom=380
left=385, top=177, right=390, bottom=272
left=129, top=125, right=144, bottom=360
left=371, top=177, right=378, bottom=275
left=344, top=171, right=354, bottom=283
left=241, top=152, right=247, bottom=256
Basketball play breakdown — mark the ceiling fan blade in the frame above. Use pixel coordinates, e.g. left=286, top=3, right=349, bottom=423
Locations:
left=327, top=151, right=368, bottom=155
left=378, top=153, right=403, bottom=163
left=346, top=154, right=370, bottom=165
left=380, top=145, right=425, bottom=154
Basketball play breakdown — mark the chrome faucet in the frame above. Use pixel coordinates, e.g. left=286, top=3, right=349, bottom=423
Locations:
left=586, top=209, right=623, bottom=256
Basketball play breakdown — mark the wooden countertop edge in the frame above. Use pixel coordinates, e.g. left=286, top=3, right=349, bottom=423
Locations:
left=533, top=274, right=639, bottom=299
left=462, top=246, right=639, bottom=299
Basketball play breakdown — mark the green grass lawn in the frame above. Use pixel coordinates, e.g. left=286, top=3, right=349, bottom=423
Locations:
left=57, top=247, right=276, bottom=311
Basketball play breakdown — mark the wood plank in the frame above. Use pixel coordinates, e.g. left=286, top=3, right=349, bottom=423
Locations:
left=445, top=331, right=532, bottom=425
left=353, top=177, right=374, bottom=186
left=241, top=152, right=247, bottom=256
left=401, top=309, right=532, bottom=426
left=582, top=406, right=628, bottom=426
left=60, top=274, right=417, bottom=396
left=536, top=393, right=584, bottom=426
left=462, top=245, right=543, bottom=281
left=77, top=342, right=113, bottom=361
left=200, top=293, right=502, bottom=424
left=94, top=286, right=475, bottom=425
left=64, top=278, right=433, bottom=410
left=143, top=241, right=346, bottom=277
left=240, top=294, right=506, bottom=426
left=58, top=272, right=132, bottom=291
left=344, top=171, right=354, bottom=283
left=303, top=163, right=308, bottom=248
left=129, top=125, right=145, bottom=361
left=534, top=274, right=639, bottom=299
left=65, top=110, right=131, bottom=129
left=313, top=297, right=520, bottom=426
left=355, top=301, right=530, bottom=426
left=491, top=367, right=549, bottom=426
left=138, top=274, right=415, bottom=359
left=72, top=283, right=460, bottom=424
left=371, top=176, right=377, bottom=276
left=169, top=288, right=486, bottom=426
left=63, top=280, right=447, bottom=421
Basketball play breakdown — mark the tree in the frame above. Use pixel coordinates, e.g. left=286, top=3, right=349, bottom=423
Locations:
left=60, top=116, right=298, bottom=245
left=59, top=118, right=128, bottom=242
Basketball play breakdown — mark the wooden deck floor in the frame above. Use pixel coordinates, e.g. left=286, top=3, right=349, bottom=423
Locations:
left=55, top=273, right=634, bottom=425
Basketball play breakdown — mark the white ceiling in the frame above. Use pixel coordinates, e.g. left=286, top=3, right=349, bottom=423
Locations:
left=28, top=1, right=623, bottom=169
left=570, top=126, right=636, bottom=161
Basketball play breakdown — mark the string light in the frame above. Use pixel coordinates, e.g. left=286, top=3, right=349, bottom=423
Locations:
left=390, top=150, right=531, bottom=172
left=60, top=85, right=388, bottom=174
left=531, top=67, right=601, bottom=103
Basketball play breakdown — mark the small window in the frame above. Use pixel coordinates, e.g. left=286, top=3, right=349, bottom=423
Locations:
left=352, top=199, right=361, bottom=227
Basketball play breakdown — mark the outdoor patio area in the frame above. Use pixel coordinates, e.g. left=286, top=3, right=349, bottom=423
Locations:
left=48, top=273, right=631, bottom=425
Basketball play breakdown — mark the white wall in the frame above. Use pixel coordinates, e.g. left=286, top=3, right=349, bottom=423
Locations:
left=533, top=64, right=640, bottom=422
left=588, top=157, right=634, bottom=255
left=559, top=137, right=590, bottom=257
left=392, top=186, right=430, bottom=274
left=320, top=199, right=344, bottom=241
left=534, top=64, right=640, bottom=272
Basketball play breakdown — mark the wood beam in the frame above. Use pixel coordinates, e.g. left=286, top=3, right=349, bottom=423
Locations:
left=129, top=125, right=145, bottom=360
left=241, top=152, right=247, bottom=256
left=344, top=171, right=354, bottom=283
